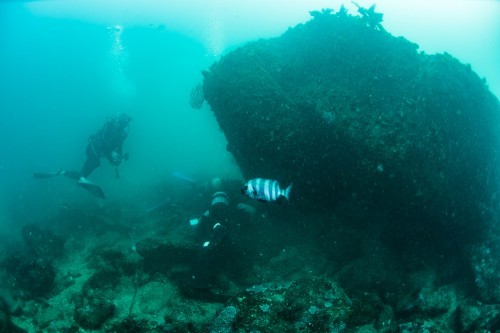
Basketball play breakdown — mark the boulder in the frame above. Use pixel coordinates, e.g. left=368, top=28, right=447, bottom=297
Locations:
left=202, top=8, right=500, bottom=252
left=73, top=293, right=115, bottom=330
left=22, top=224, right=65, bottom=259
left=212, top=278, right=352, bottom=332
left=457, top=303, right=500, bottom=332
left=1, top=253, right=55, bottom=297
left=469, top=237, right=500, bottom=303
left=135, top=238, right=198, bottom=273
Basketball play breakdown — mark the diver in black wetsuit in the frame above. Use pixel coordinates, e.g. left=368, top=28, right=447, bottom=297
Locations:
left=188, top=189, right=255, bottom=289
left=78, top=113, right=131, bottom=183
left=33, top=114, right=131, bottom=198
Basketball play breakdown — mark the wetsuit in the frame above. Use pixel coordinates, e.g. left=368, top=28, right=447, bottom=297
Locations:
left=191, top=192, right=251, bottom=288
left=80, top=118, right=129, bottom=178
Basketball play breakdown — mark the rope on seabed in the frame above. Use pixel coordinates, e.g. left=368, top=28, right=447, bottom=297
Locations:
left=128, top=259, right=143, bottom=318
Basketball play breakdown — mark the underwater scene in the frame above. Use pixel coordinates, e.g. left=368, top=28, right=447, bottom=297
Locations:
left=1, top=0, right=500, bottom=332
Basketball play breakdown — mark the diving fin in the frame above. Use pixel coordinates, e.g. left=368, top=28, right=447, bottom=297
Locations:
left=77, top=179, right=105, bottom=199
left=33, top=169, right=81, bottom=180
left=33, top=171, right=61, bottom=179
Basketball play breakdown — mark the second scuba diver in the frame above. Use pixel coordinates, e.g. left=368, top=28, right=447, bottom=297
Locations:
left=33, top=114, right=132, bottom=198
left=187, top=180, right=256, bottom=289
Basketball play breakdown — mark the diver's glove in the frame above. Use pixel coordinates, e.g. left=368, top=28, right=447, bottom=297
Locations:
left=110, top=151, right=122, bottom=165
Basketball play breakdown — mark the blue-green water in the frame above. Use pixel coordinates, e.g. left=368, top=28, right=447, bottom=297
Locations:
left=1, top=1, right=499, bottom=236
left=0, top=3, right=244, bottom=236
left=0, top=2, right=499, bottom=331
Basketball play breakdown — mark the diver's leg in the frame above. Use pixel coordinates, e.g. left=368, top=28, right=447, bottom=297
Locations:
left=80, top=145, right=100, bottom=179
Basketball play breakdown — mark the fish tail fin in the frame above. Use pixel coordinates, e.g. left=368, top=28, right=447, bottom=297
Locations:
left=284, top=183, right=293, bottom=202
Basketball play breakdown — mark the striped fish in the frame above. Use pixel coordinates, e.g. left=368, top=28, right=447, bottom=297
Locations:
left=241, top=178, right=292, bottom=203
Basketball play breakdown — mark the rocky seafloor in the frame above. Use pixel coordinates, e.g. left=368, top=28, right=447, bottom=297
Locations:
left=0, top=176, right=499, bottom=333
left=2, top=5, right=500, bottom=333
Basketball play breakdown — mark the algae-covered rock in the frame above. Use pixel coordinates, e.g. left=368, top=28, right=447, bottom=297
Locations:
left=469, top=237, right=500, bottom=303
left=1, top=253, right=56, bottom=297
left=212, top=278, right=351, bottom=332
left=33, top=305, right=64, bottom=330
left=73, top=293, right=115, bottom=330
left=457, top=303, right=500, bottom=332
left=135, top=238, right=198, bottom=273
left=202, top=8, right=500, bottom=248
left=415, top=286, right=457, bottom=317
left=22, top=224, right=65, bottom=260
left=0, top=297, right=26, bottom=333
left=87, top=247, right=143, bottom=277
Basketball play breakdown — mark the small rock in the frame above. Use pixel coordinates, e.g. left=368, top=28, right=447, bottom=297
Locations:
left=211, top=305, right=238, bottom=333
left=417, top=286, right=456, bottom=317
left=74, top=296, right=115, bottom=330
left=34, top=305, right=63, bottom=329
left=458, top=303, right=500, bottom=332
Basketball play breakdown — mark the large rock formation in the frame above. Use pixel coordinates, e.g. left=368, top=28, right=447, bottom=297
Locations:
left=202, top=8, right=500, bottom=248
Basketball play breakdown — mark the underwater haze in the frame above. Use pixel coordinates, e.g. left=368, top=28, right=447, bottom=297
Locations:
left=1, top=0, right=499, bottom=234
left=0, top=1, right=500, bottom=332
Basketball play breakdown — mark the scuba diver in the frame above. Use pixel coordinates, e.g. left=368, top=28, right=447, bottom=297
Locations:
left=188, top=186, right=255, bottom=289
left=79, top=114, right=131, bottom=182
left=33, top=114, right=131, bottom=198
